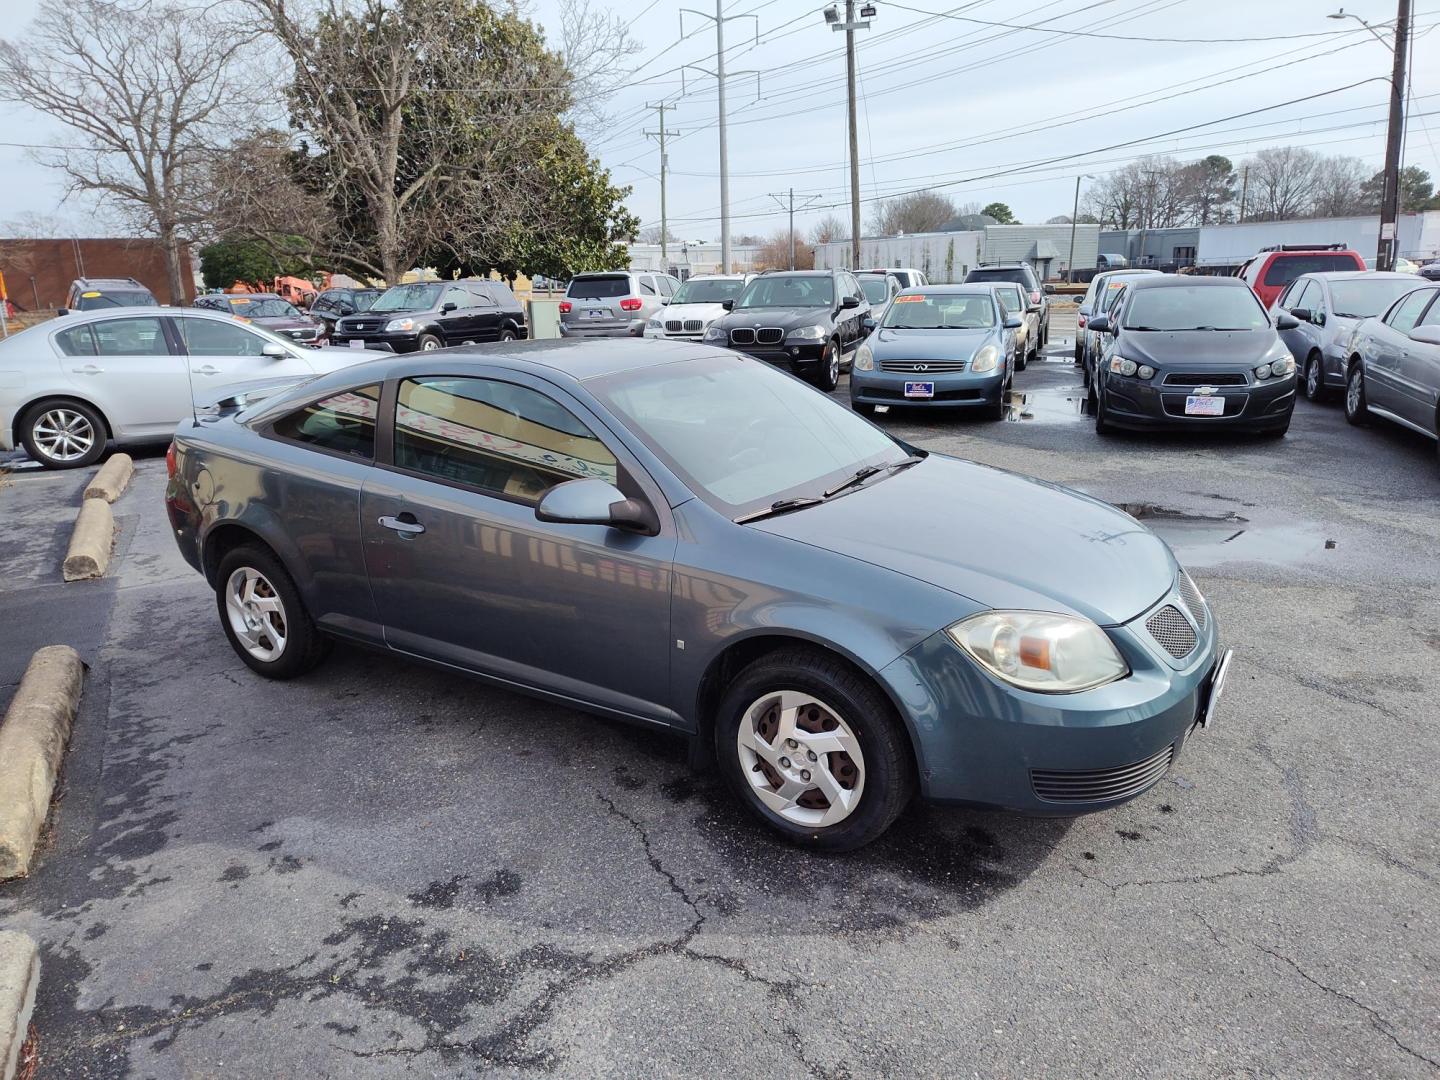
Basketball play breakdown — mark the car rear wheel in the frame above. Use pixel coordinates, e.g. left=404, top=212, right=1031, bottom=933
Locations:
left=20, top=399, right=107, bottom=469
left=715, top=648, right=914, bottom=851
left=812, top=341, right=840, bottom=392
left=215, top=545, right=330, bottom=679
left=418, top=333, right=443, bottom=351
left=500, top=328, right=517, bottom=342
left=1304, top=352, right=1328, bottom=402
left=1344, top=363, right=1368, bottom=425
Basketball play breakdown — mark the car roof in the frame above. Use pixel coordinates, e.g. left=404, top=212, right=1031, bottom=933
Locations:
left=76, top=277, right=145, bottom=287
left=1298, top=270, right=1416, bottom=282
left=54, top=306, right=256, bottom=326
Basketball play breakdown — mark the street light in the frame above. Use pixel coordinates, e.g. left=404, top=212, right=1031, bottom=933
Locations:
left=1067, top=175, right=1095, bottom=283
left=1327, top=7, right=1393, bottom=48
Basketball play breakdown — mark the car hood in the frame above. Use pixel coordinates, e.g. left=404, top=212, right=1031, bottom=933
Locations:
left=868, top=326, right=998, bottom=359
left=754, top=455, right=1176, bottom=626
left=251, top=315, right=320, bottom=332
left=661, top=302, right=727, bottom=323
left=1117, top=328, right=1283, bottom=367
left=715, top=307, right=837, bottom=331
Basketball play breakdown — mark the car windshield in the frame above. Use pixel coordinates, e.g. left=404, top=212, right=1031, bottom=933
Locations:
left=1124, top=286, right=1268, bottom=331
left=371, top=283, right=443, bottom=312
left=994, top=286, right=1025, bottom=314
left=1329, top=278, right=1424, bottom=318
left=736, top=275, right=834, bottom=309
left=1262, top=253, right=1359, bottom=286
left=672, top=278, right=743, bottom=304
left=226, top=297, right=301, bottom=318
left=78, top=290, right=153, bottom=309
left=352, top=291, right=382, bottom=310
left=590, top=353, right=907, bottom=517
left=859, top=278, right=891, bottom=304
left=882, top=293, right=995, bottom=329
left=567, top=275, right=631, bottom=299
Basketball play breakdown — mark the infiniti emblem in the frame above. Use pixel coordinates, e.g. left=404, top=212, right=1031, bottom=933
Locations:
left=914, top=364, right=929, bottom=372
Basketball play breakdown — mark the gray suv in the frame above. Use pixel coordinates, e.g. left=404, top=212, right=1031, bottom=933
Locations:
left=964, top=264, right=1053, bottom=347
left=560, top=270, right=681, bottom=338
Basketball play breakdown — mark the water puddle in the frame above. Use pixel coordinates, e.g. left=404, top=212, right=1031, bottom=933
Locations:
left=1004, top=386, right=1088, bottom=423
left=1111, top=503, right=1331, bottom=567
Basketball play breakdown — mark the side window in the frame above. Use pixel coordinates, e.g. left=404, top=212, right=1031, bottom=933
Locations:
left=466, top=283, right=495, bottom=307
left=638, top=275, right=657, bottom=296
left=657, top=276, right=673, bottom=298
left=91, top=317, right=170, bottom=356
left=1387, top=290, right=1431, bottom=333
left=1417, top=294, right=1440, bottom=326
left=54, top=324, right=97, bottom=356
left=270, top=385, right=380, bottom=459
left=1110, top=288, right=1130, bottom=326
left=393, top=376, right=619, bottom=504
left=313, top=297, right=335, bottom=315
left=442, top=284, right=470, bottom=309
left=1292, top=281, right=1316, bottom=312
left=178, top=317, right=269, bottom=357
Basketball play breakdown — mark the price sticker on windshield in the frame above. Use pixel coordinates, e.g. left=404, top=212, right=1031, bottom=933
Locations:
left=894, top=295, right=926, bottom=303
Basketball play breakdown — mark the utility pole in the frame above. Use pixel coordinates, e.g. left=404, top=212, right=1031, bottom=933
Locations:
left=1066, top=174, right=1093, bottom=283
left=644, top=102, right=680, bottom=270
left=826, top=3, right=874, bottom=270
left=1238, top=165, right=1250, bottom=223
left=768, top=189, right=823, bottom=269
left=680, top=7, right=759, bottom=274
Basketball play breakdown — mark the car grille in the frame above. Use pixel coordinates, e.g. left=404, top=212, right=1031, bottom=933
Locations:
left=730, top=328, right=755, bottom=345
left=666, top=319, right=706, bottom=333
left=878, top=359, right=968, bottom=373
left=1163, top=372, right=1248, bottom=386
left=756, top=328, right=784, bottom=345
left=1147, top=605, right=1198, bottom=659
left=345, top=320, right=383, bottom=333
left=1177, top=571, right=1208, bottom=632
left=283, top=327, right=318, bottom=341
left=1031, top=743, right=1175, bottom=803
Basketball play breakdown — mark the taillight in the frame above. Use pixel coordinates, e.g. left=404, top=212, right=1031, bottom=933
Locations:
left=1078, top=315, right=1087, bottom=329
left=619, top=298, right=643, bottom=311
left=165, top=440, right=177, bottom=478
left=1029, top=290, right=1041, bottom=305
left=559, top=301, right=572, bottom=313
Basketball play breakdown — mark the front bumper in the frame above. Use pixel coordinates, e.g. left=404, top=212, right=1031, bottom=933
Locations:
left=722, top=340, right=829, bottom=370
left=850, top=368, right=1005, bottom=408
left=331, top=330, right=415, bottom=353
left=1097, top=369, right=1295, bottom=431
left=882, top=590, right=1221, bottom=813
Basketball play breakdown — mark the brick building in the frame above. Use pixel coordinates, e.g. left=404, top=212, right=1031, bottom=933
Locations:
left=0, top=237, right=194, bottom=312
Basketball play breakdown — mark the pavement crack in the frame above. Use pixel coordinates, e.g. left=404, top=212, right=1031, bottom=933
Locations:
left=596, top=792, right=705, bottom=939
left=1255, top=943, right=1440, bottom=1071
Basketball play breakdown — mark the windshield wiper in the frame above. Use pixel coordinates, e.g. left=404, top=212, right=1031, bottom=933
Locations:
left=734, top=497, right=826, bottom=524
left=1190, top=326, right=1253, bottom=331
left=822, top=456, right=923, bottom=499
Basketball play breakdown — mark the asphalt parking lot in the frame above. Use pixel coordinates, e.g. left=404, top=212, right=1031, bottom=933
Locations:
left=2, top=321, right=1439, bottom=1078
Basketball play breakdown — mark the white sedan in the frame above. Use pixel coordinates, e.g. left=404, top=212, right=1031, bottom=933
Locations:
left=0, top=307, right=390, bottom=468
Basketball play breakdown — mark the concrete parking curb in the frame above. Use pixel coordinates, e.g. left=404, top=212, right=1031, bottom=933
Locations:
left=0, top=931, right=39, bottom=1080
left=0, top=646, right=84, bottom=880
left=82, top=453, right=134, bottom=503
left=62, top=499, right=114, bottom=582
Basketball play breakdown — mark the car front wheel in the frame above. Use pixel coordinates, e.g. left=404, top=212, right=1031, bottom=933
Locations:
left=1304, top=352, right=1328, bottom=402
left=715, top=648, right=914, bottom=851
left=1344, top=363, right=1368, bottom=425
left=215, top=545, right=331, bottom=679
left=20, top=399, right=108, bottom=469
left=812, top=341, right=840, bottom=392
left=418, top=333, right=443, bottom=351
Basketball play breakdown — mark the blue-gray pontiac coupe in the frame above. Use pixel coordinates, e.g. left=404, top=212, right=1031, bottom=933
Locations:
left=166, top=339, right=1229, bottom=850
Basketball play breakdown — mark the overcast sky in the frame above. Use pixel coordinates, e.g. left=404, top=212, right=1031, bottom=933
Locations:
left=2, top=0, right=1436, bottom=241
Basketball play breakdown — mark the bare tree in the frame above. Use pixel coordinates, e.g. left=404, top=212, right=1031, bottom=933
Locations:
left=808, top=214, right=848, bottom=245
left=554, top=0, right=639, bottom=135
left=867, top=190, right=956, bottom=236
left=754, top=228, right=814, bottom=271
left=0, top=0, right=261, bottom=302
left=1311, top=155, right=1370, bottom=217
left=1244, top=147, right=1322, bottom=221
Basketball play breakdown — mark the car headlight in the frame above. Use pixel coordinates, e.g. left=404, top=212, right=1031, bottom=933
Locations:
left=853, top=344, right=874, bottom=371
left=946, top=611, right=1129, bottom=693
left=1137, top=364, right=1156, bottom=380
left=1110, top=356, right=1139, bottom=376
left=971, top=343, right=999, bottom=373
left=1267, top=355, right=1295, bottom=378
left=385, top=317, right=417, bottom=332
left=647, top=318, right=663, bottom=330
left=787, top=325, right=827, bottom=341
left=703, top=325, right=727, bottom=342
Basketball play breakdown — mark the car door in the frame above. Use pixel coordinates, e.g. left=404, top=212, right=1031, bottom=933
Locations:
left=1370, top=290, right=1431, bottom=411
left=174, top=313, right=319, bottom=392
left=1278, top=279, right=1319, bottom=361
left=359, top=371, right=679, bottom=723
left=841, top=273, right=866, bottom=345
left=432, top=283, right=474, bottom=345
left=464, top=283, right=502, bottom=341
left=54, top=315, right=189, bottom=438
left=1395, top=292, right=1440, bottom=428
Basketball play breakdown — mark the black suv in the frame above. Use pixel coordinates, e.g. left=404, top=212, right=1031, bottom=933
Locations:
left=332, top=279, right=527, bottom=352
left=702, top=269, right=870, bottom=390
left=964, top=263, right=1053, bottom=346
left=310, top=287, right=383, bottom=336
left=61, top=277, right=157, bottom=313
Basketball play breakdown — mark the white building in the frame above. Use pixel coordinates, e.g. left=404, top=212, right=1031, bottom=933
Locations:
left=1195, top=211, right=1440, bottom=267
left=625, top=241, right=764, bottom=277
left=813, top=231, right=984, bottom=282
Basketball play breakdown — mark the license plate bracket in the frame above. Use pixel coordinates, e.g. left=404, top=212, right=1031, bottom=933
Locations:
left=587, top=309, right=607, bottom=319
left=1185, top=394, right=1224, bottom=416
left=904, top=381, right=935, bottom=399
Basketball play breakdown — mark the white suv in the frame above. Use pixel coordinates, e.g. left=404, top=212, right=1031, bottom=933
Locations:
left=643, top=274, right=752, bottom=341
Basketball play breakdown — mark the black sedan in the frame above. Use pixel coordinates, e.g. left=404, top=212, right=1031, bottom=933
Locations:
left=1086, top=276, right=1300, bottom=437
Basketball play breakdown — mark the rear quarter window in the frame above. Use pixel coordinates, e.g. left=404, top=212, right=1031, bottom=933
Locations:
left=568, top=276, right=630, bottom=299
left=269, top=385, right=380, bottom=459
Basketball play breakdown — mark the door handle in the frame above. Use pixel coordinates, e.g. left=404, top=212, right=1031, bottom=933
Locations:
left=378, top=513, right=425, bottom=537
left=71, top=364, right=103, bottom=375
left=193, top=365, right=222, bottom=376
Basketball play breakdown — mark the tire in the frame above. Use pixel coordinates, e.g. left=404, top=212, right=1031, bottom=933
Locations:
left=418, top=333, right=443, bottom=351
left=1344, top=362, right=1369, bottom=426
left=984, top=375, right=1008, bottom=421
left=1015, top=341, right=1028, bottom=372
left=714, top=647, right=915, bottom=851
left=500, top=328, right=517, bottom=342
left=1093, top=383, right=1114, bottom=435
left=215, top=545, right=330, bottom=679
left=1304, top=352, right=1328, bottom=403
left=812, top=340, right=840, bottom=392
left=19, top=398, right=107, bottom=469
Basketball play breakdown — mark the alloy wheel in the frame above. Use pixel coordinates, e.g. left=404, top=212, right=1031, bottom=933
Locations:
left=421, top=337, right=441, bottom=351
left=224, top=567, right=288, bottom=662
left=1306, top=357, right=1321, bottom=399
left=827, top=346, right=840, bottom=385
left=32, top=408, right=95, bottom=463
left=736, top=690, right=865, bottom=828
left=1347, top=368, right=1363, bottom=417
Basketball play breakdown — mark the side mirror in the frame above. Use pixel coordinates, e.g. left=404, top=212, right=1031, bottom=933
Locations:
left=841, top=295, right=861, bottom=309
left=721, top=298, right=734, bottom=311
left=57, top=307, right=70, bottom=316
left=261, top=342, right=289, bottom=359
left=1088, top=314, right=1112, bottom=334
left=1003, top=315, right=1023, bottom=329
left=1288, top=307, right=1313, bottom=324
left=659, top=297, right=670, bottom=305
left=1275, top=313, right=1300, bottom=331
left=535, top=478, right=659, bottom=535
left=861, top=317, right=877, bottom=335
left=1408, top=325, right=1440, bottom=346
left=1043, top=283, right=1056, bottom=294
left=441, top=302, right=457, bottom=313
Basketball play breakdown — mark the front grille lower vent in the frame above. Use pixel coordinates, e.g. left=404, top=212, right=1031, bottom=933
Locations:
left=1177, top=572, right=1208, bottom=632
left=1031, top=743, right=1175, bottom=803
left=1147, top=605, right=1198, bottom=659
